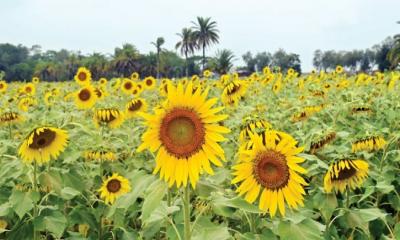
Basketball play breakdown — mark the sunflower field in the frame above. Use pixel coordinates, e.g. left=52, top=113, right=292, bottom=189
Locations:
left=0, top=66, right=399, bottom=240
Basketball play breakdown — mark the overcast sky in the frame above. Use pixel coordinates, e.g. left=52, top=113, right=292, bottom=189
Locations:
left=1, top=0, right=399, bottom=71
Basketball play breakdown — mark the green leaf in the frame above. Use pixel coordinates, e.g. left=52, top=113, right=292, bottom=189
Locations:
left=192, top=216, right=231, bottom=240
left=394, top=223, right=400, bottom=240
left=354, top=208, right=387, bottom=222
left=9, top=190, right=33, bottom=219
left=34, top=210, right=67, bottom=238
left=60, top=187, right=81, bottom=200
left=141, top=180, right=167, bottom=221
left=277, top=219, right=324, bottom=240
left=0, top=202, right=12, bottom=216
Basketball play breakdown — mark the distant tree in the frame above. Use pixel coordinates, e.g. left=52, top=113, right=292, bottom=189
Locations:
left=272, top=49, right=301, bottom=73
left=112, top=44, right=141, bottom=77
left=151, top=37, right=165, bottom=78
left=209, top=49, right=235, bottom=74
left=313, top=50, right=323, bottom=70
left=388, top=22, right=400, bottom=69
left=176, top=28, right=197, bottom=77
left=242, top=51, right=272, bottom=72
left=192, top=17, right=219, bottom=71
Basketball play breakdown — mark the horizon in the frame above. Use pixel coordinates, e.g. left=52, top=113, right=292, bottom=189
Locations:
left=1, top=0, right=399, bottom=71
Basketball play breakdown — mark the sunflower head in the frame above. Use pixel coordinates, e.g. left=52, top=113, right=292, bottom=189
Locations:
left=239, top=115, right=272, bottom=143
left=74, top=67, right=92, bottom=85
left=221, top=80, right=247, bottom=105
left=0, top=112, right=24, bottom=125
left=121, top=79, right=135, bottom=95
left=99, top=173, right=131, bottom=204
left=324, top=159, right=369, bottom=193
left=23, top=83, right=36, bottom=95
left=125, top=98, right=147, bottom=118
left=138, top=82, right=230, bottom=189
left=99, top=78, right=108, bottom=85
left=32, top=77, right=40, bottom=84
left=232, top=130, right=307, bottom=217
left=335, top=65, right=344, bottom=74
left=93, top=108, right=125, bottom=129
left=131, top=72, right=140, bottom=81
left=18, top=97, right=37, bottom=112
left=352, top=136, right=386, bottom=152
left=0, top=80, right=7, bottom=93
left=203, top=70, right=212, bottom=78
left=84, top=150, right=117, bottom=162
left=19, top=127, right=69, bottom=164
left=143, top=76, right=156, bottom=90
left=75, top=85, right=98, bottom=109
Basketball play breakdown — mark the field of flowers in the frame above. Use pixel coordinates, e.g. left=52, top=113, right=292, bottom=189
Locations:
left=0, top=66, right=399, bottom=239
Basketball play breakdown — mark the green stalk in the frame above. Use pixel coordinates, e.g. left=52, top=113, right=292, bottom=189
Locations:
left=8, top=122, right=12, bottom=140
left=183, top=185, right=191, bottom=240
left=33, top=161, right=39, bottom=240
left=346, top=187, right=350, bottom=209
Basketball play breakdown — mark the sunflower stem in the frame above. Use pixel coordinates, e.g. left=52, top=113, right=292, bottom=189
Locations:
left=183, top=185, right=191, bottom=240
left=346, top=187, right=350, bottom=209
left=33, top=160, right=39, bottom=240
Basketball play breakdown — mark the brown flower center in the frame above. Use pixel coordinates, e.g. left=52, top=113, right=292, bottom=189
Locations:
left=159, top=108, right=205, bottom=158
left=29, top=128, right=56, bottom=149
left=0, top=84, right=4, bottom=89
left=227, top=84, right=240, bottom=95
left=106, top=179, right=121, bottom=193
left=128, top=100, right=142, bottom=111
left=146, top=79, right=153, bottom=86
left=124, top=82, right=132, bottom=90
left=78, top=72, right=87, bottom=81
left=331, top=161, right=357, bottom=181
left=79, top=89, right=91, bottom=101
left=25, top=87, right=32, bottom=93
left=94, top=89, right=102, bottom=98
left=253, top=151, right=289, bottom=189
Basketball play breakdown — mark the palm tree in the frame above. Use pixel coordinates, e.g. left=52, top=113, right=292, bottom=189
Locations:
left=112, top=44, right=141, bottom=77
left=210, top=49, right=235, bottom=74
left=151, top=37, right=165, bottom=79
left=192, top=17, right=220, bottom=72
left=175, top=28, right=197, bottom=77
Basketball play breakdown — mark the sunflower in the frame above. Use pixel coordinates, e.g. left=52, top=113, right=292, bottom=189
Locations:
left=125, top=98, right=147, bottom=118
left=18, top=97, right=37, bottom=112
left=75, top=85, right=98, bottom=109
left=23, top=83, right=36, bottom=95
left=272, top=79, right=282, bottom=94
left=232, top=130, right=307, bottom=217
left=74, top=67, right=92, bottom=85
left=131, top=72, right=140, bottom=81
left=32, top=77, right=40, bottom=84
left=263, top=66, right=271, bottom=75
left=94, top=87, right=106, bottom=100
left=99, top=78, right=108, bottom=85
left=137, top=82, right=230, bottom=188
left=84, top=150, right=117, bottom=162
left=159, top=81, right=171, bottom=97
left=131, top=86, right=141, bottom=97
left=93, top=108, right=125, bottom=129
left=203, top=70, right=212, bottom=78
left=99, top=173, right=131, bottom=204
left=287, top=68, right=295, bottom=76
left=0, top=80, right=7, bottom=93
left=239, top=115, right=272, bottom=143
left=310, top=132, right=336, bottom=154
left=18, top=127, right=69, bottom=164
left=121, top=78, right=135, bottom=95
left=324, top=159, right=369, bottom=193
left=352, top=136, right=386, bottom=152
left=0, top=112, right=24, bottom=125
left=44, top=91, right=54, bottom=106
left=221, top=80, right=247, bottom=105
left=143, top=76, right=156, bottom=90
left=335, top=65, right=344, bottom=74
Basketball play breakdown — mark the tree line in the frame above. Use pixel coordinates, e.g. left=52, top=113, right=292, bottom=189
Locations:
left=0, top=17, right=399, bottom=82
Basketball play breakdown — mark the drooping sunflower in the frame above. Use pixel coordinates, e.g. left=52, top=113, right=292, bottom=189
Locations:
left=74, top=67, right=92, bottom=85
left=32, top=77, right=40, bottom=84
left=143, top=76, right=156, bottom=90
left=93, top=108, right=125, bottom=129
left=352, top=136, right=386, bottom=152
left=23, top=83, right=36, bottom=95
left=94, top=87, right=106, bottom=100
left=125, top=98, right=147, bottom=118
left=18, top=97, right=37, bottom=112
left=324, top=159, right=369, bottom=193
left=75, top=85, right=98, bottom=109
left=0, top=112, right=24, bottom=125
left=18, top=127, right=69, bottom=164
left=221, top=80, right=247, bottom=105
left=99, top=173, right=131, bottom=204
left=121, top=78, right=135, bottom=95
left=137, top=82, right=230, bottom=188
left=0, top=80, right=7, bottom=93
left=84, top=150, right=117, bottom=162
left=309, top=132, right=336, bottom=154
left=239, top=115, right=272, bottom=143
left=232, top=130, right=307, bottom=217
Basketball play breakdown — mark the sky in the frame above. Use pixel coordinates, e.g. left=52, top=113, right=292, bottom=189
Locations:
left=1, top=0, right=399, bottom=71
